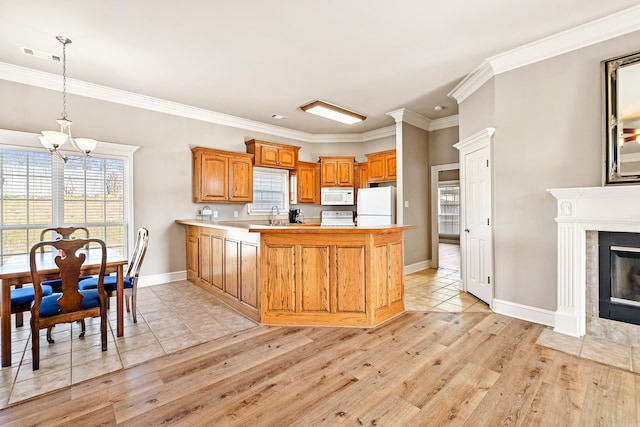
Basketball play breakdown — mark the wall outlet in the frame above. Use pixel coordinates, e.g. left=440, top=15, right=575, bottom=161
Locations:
left=213, top=211, right=218, bottom=218
left=404, top=200, right=409, bottom=208
left=234, top=211, right=239, bottom=218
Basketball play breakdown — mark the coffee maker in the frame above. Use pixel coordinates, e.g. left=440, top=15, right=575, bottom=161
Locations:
left=289, top=208, right=302, bottom=223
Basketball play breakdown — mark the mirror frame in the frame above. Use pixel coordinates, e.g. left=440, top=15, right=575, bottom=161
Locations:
left=604, top=50, right=640, bottom=185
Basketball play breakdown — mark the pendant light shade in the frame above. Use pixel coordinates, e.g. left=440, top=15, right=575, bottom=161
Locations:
left=39, top=36, right=97, bottom=161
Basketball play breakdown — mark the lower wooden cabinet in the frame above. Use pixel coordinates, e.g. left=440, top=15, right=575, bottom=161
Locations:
left=179, top=221, right=409, bottom=327
left=186, top=225, right=260, bottom=321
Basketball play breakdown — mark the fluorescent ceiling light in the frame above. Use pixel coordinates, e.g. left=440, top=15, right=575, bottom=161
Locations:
left=300, top=100, right=366, bottom=124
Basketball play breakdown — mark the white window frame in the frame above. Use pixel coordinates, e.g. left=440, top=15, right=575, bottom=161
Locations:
left=248, top=166, right=289, bottom=215
left=0, top=128, right=139, bottom=255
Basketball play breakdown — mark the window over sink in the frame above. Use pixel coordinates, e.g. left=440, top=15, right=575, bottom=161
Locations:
left=248, top=167, right=289, bottom=214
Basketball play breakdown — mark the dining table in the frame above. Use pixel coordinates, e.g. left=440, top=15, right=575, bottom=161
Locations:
left=0, top=247, right=128, bottom=367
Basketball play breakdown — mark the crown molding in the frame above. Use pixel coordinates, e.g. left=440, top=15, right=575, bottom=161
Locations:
left=448, top=60, right=494, bottom=103
left=449, top=4, right=640, bottom=104
left=429, top=114, right=459, bottom=131
left=1, top=62, right=449, bottom=143
left=0, top=62, right=398, bottom=145
left=386, top=108, right=432, bottom=131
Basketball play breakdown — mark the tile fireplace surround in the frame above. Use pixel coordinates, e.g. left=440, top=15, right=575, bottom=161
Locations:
left=549, top=186, right=640, bottom=344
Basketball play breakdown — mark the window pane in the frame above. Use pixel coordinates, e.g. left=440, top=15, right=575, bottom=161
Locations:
left=438, top=184, right=460, bottom=236
left=1, top=147, right=129, bottom=262
left=249, top=167, right=289, bottom=213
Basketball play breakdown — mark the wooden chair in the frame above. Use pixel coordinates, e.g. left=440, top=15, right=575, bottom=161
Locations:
left=29, top=238, right=108, bottom=371
left=39, top=226, right=90, bottom=253
left=79, top=228, right=149, bottom=323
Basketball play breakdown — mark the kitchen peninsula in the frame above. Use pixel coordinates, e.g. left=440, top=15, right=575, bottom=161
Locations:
left=175, top=220, right=415, bottom=327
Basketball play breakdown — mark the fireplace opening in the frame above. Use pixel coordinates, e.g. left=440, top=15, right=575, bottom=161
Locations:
left=599, top=231, right=640, bottom=325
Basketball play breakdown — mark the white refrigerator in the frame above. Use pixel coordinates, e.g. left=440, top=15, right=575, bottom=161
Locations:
left=357, top=186, right=396, bottom=226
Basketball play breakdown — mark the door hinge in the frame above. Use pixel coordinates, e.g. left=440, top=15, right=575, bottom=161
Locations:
left=486, top=159, right=489, bottom=167
left=488, top=276, right=490, bottom=284
left=487, top=218, right=490, bottom=226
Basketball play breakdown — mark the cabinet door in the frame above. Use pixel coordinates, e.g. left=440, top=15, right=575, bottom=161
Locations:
left=321, top=160, right=338, bottom=187
left=335, top=246, right=366, bottom=313
left=264, top=245, right=296, bottom=311
left=297, top=162, right=320, bottom=204
left=225, top=239, right=240, bottom=298
left=186, top=234, right=199, bottom=281
left=240, top=242, right=259, bottom=308
left=200, top=153, right=228, bottom=201
left=336, top=159, right=354, bottom=187
left=300, top=246, right=330, bottom=313
left=385, top=154, right=396, bottom=181
left=367, top=155, right=386, bottom=182
left=277, top=147, right=297, bottom=169
left=228, top=156, right=253, bottom=202
left=259, top=144, right=280, bottom=167
left=210, top=235, right=225, bottom=290
left=198, top=232, right=212, bottom=286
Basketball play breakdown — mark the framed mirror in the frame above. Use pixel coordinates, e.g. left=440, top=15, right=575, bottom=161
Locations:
left=604, top=51, right=640, bottom=184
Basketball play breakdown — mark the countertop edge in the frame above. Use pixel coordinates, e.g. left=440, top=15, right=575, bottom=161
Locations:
left=175, top=219, right=417, bottom=233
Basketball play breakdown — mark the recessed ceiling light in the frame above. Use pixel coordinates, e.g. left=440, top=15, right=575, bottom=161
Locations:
left=300, top=100, right=366, bottom=125
left=271, top=114, right=287, bottom=120
left=22, top=46, right=61, bottom=62
left=434, top=105, right=444, bottom=111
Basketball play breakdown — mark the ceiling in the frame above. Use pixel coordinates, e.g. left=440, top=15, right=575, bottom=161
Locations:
left=1, top=1, right=639, bottom=136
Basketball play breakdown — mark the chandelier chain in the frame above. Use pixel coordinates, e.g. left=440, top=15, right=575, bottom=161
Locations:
left=61, top=39, right=67, bottom=121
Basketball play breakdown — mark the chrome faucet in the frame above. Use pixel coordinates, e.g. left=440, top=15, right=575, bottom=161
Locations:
left=270, top=205, right=280, bottom=226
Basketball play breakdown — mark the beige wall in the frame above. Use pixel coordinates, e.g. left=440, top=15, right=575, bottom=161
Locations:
left=429, top=126, right=459, bottom=166
left=459, top=29, right=640, bottom=311
left=402, top=123, right=430, bottom=265
left=0, top=79, right=391, bottom=278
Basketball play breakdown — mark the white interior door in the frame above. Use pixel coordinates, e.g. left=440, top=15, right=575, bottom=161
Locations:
left=464, top=146, right=491, bottom=303
left=454, top=128, right=494, bottom=306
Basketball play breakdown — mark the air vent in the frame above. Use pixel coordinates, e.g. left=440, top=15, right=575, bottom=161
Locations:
left=21, top=47, right=61, bottom=62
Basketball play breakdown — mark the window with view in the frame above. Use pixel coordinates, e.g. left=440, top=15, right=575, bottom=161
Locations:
left=248, top=166, right=289, bottom=215
left=438, top=182, right=460, bottom=238
left=0, top=132, right=134, bottom=265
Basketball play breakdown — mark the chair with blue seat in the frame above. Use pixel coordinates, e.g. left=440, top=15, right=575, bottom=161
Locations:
left=39, top=226, right=93, bottom=292
left=29, top=237, right=108, bottom=370
left=9, top=284, right=54, bottom=327
left=79, top=228, right=149, bottom=323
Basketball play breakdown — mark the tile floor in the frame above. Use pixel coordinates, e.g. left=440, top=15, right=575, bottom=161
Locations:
left=1, top=242, right=634, bottom=409
left=0, top=281, right=258, bottom=408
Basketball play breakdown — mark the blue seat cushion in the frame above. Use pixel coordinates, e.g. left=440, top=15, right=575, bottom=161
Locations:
left=78, top=276, right=132, bottom=292
left=11, top=285, right=53, bottom=306
left=41, top=276, right=94, bottom=292
left=39, top=289, right=101, bottom=318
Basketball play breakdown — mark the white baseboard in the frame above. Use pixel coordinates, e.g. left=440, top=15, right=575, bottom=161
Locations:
left=404, top=260, right=432, bottom=275
left=138, top=270, right=187, bottom=288
left=492, top=299, right=555, bottom=327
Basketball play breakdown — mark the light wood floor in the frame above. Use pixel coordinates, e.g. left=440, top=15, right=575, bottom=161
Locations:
left=1, top=310, right=637, bottom=426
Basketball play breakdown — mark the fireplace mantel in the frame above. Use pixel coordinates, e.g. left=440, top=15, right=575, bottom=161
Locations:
left=548, top=186, right=640, bottom=336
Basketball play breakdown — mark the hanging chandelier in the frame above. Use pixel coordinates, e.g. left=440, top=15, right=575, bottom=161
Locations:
left=39, top=36, right=97, bottom=162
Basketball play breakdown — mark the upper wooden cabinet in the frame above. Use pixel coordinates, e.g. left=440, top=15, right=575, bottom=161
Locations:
left=192, top=147, right=253, bottom=203
left=354, top=162, right=368, bottom=205
left=320, top=156, right=355, bottom=187
left=245, top=139, right=300, bottom=169
left=366, top=149, right=396, bottom=183
left=296, top=161, right=320, bottom=204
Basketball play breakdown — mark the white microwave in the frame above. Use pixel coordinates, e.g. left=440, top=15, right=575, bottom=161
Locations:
left=321, top=187, right=355, bottom=205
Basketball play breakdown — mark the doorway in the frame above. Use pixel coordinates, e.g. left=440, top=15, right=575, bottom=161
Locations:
left=430, top=163, right=460, bottom=273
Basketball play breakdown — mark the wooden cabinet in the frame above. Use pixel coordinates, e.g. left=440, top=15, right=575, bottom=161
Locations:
left=319, top=156, right=355, bottom=187
left=185, top=225, right=260, bottom=321
left=192, top=147, right=253, bottom=203
left=245, top=139, right=300, bottom=169
left=366, top=149, right=396, bottom=183
left=354, top=162, right=368, bottom=204
left=295, top=161, right=320, bottom=204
